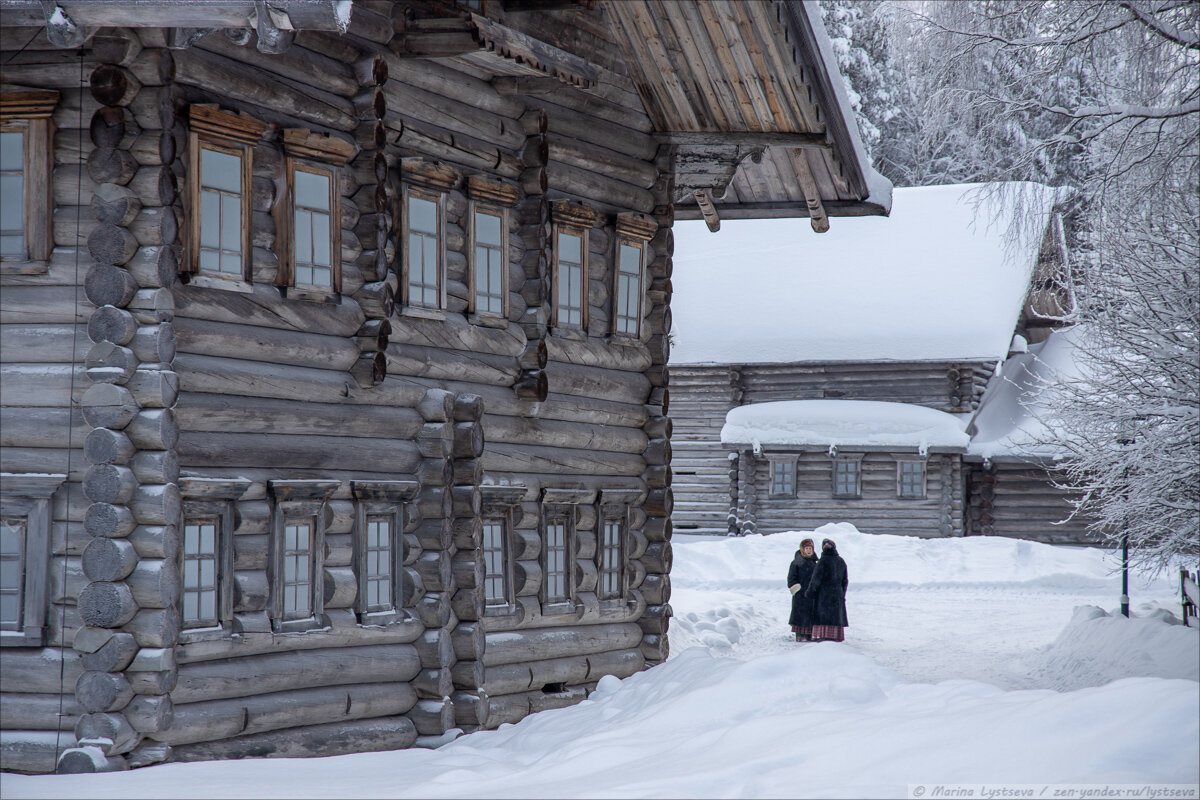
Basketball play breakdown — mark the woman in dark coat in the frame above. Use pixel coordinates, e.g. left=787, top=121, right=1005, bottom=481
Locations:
left=786, top=538, right=819, bottom=641
left=805, top=538, right=849, bottom=642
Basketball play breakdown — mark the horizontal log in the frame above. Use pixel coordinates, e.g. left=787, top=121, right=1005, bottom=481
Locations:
left=154, top=681, right=419, bottom=746
left=408, top=698, right=453, bottom=736
left=482, top=443, right=645, bottom=479
left=482, top=622, right=643, bottom=667
left=169, top=714, right=418, bottom=762
left=177, top=430, right=420, bottom=473
left=0, top=648, right=83, bottom=694
left=482, top=413, right=647, bottom=454
left=0, top=730, right=74, bottom=774
left=0, top=693, right=82, bottom=732
left=483, top=647, right=643, bottom=696
left=0, top=324, right=92, bottom=363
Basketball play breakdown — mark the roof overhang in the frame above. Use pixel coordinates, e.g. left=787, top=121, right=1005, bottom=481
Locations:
left=603, top=0, right=891, bottom=231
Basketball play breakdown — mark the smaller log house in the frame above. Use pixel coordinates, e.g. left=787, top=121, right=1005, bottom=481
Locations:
left=669, top=183, right=1086, bottom=541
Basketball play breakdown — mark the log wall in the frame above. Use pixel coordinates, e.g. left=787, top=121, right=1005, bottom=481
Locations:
left=737, top=452, right=964, bottom=538
left=965, top=462, right=1096, bottom=545
left=2, top=6, right=674, bottom=769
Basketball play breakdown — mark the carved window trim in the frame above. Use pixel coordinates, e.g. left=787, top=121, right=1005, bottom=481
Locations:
left=832, top=453, right=864, bottom=500
left=597, top=489, right=639, bottom=605
left=0, top=473, right=64, bottom=647
left=279, top=128, right=353, bottom=301
left=768, top=456, right=798, bottom=498
left=184, top=105, right=266, bottom=290
left=352, top=480, right=417, bottom=626
left=480, top=485, right=524, bottom=616
left=551, top=200, right=595, bottom=335
left=401, top=185, right=446, bottom=315
left=612, top=214, right=654, bottom=340
left=268, top=480, right=338, bottom=633
left=467, top=175, right=518, bottom=327
left=177, top=478, right=250, bottom=643
left=895, top=456, right=928, bottom=500
left=0, top=89, right=58, bottom=272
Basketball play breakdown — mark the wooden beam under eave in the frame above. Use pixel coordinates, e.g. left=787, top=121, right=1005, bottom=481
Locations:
left=657, top=131, right=830, bottom=150
left=787, top=148, right=829, bottom=233
left=693, top=190, right=721, bottom=233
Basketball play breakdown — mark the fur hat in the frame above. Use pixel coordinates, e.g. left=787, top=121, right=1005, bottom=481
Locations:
left=800, top=538, right=815, bottom=550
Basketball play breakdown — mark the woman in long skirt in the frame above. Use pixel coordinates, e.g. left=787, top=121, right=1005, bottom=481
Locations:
left=787, top=538, right=819, bottom=641
left=805, top=538, right=849, bottom=642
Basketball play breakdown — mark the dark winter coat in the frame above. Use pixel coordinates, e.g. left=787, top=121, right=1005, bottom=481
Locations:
left=787, top=551, right=819, bottom=627
left=805, top=545, right=849, bottom=627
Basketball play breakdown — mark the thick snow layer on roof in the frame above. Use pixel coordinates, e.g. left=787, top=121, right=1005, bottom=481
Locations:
left=968, top=326, right=1087, bottom=460
left=721, top=399, right=970, bottom=452
left=671, top=182, right=1063, bottom=364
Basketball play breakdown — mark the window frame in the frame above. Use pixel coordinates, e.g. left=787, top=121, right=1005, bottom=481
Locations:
left=832, top=454, right=864, bottom=500
left=268, top=480, right=339, bottom=634
left=177, top=478, right=250, bottom=642
left=541, top=505, right=575, bottom=609
left=0, top=89, right=58, bottom=271
left=896, top=457, right=928, bottom=500
left=768, top=456, right=798, bottom=498
left=183, top=105, right=267, bottom=288
left=284, top=160, right=341, bottom=296
left=552, top=223, right=588, bottom=332
left=351, top=480, right=416, bottom=626
left=480, top=484, right=525, bottom=618
left=402, top=185, right=446, bottom=313
left=468, top=203, right=508, bottom=320
left=0, top=473, right=64, bottom=647
left=596, top=507, right=626, bottom=603
left=612, top=214, right=655, bottom=339
left=481, top=515, right=512, bottom=610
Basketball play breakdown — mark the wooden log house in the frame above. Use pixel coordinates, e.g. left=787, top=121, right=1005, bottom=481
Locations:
left=668, top=183, right=1084, bottom=540
left=0, top=0, right=889, bottom=774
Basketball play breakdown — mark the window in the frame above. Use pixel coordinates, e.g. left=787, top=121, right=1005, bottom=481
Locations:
left=352, top=480, right=415, bottom=624
left=178, top=477, right=249, bottom=638
left=613, top=214, right=655, bottom=337
left=0, top=89, right=58, bottom=268
left=897, top=459, right=927, bottom=499
left=480, top=484, right=524, bottom=615
left=280, top=129, right=353, bottom=297
left=0, top=474, right=64, bottom=647
left=291, top=166, right=335, bottom=289
left=472, top=208, right=506, bottom=316
left=186, top=105, right=267, bottom=284
left=597, top=518, right=623, bottom=601
left=482, top=518, right=510, bottom=607
left=770, top=458, right=797, bottom=497
left=543, top=514, right=571, bottom=604
left=269, top=480, right=338, bottom=632
left=405, top=191, right=442, bottom=309
left=551, top=201, right=595, bottom=332
left=182, top=519, right=220, bottom=628
left=832, top=455, right=863, bottom=499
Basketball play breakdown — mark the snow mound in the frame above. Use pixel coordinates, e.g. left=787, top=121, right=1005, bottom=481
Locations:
left=1025, top=605, right=1199, bottom=691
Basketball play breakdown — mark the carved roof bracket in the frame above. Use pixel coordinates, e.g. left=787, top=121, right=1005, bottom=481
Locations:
left=671, top=143, right=765, bottom=205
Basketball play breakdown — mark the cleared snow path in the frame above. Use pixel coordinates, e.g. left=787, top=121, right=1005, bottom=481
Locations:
left=670, top=525, right=1186, bottom=690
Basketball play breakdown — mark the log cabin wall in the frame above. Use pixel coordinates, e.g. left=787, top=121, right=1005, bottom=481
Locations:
left=2, top=1, right=674, bottom=771
left=965, top=462, right=1095, bottom=545
left=670, top=361, right=992, bottom=534
left=739, top=451, right=964, bottom=538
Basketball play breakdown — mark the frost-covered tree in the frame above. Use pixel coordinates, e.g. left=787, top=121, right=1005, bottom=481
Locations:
left=818, top=0, right=901, bottom=165
left=916, top=0, right=1200, bottom=570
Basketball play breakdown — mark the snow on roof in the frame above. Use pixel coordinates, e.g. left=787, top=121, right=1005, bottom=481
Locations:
left=967, top=326, right=1087, bottom=461
left=671, top=182, right=1064, bottom=365
left=721, top=399, right=970, bottom=452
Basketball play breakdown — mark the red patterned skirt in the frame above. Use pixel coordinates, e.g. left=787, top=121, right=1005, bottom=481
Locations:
left=790, top=625, right=812, bottom=635
left=810, top=625, right=845, bottom=642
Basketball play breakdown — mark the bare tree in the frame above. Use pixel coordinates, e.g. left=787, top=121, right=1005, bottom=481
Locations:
left=911, top=0, right=1199, bottom=569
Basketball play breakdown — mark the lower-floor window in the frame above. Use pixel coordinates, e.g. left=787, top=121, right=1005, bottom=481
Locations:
left=597, top=519, right=623, bottom=600
left=544, top=517, right=570, bottom=604
left=898, top=459, right=927, bottom=499
left=282, top=519, right=314, bottom=620
left=362, top=514, right=393, bottom=612
left=833, top=455, right=863, bottom=499
left=482, top=518, right=509, bottom=607
left=182, top=519, right=220, bottom=628
left=0, top=518, right=26, bottom=630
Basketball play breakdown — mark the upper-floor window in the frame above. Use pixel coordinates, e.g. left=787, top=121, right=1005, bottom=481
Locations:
left=472, top=207, right=507, bottom=317
left=405, top=190, right=443, bottom=309
left=290, top=165, right=337, bottom=290
left=770, top=458, right=797, bottom=498
left=832, top=454, right=863, bottom=499
left=0, top=89, right=58, bottom=269
left=897, top=459, right=927, bottom=499
left=186, top=105, right=267, bottom=284
left=551, top=201, right=596, bottom=333
left=613, top=214, right=655, bottom=338
left=1, top=473, right=64, bottom=647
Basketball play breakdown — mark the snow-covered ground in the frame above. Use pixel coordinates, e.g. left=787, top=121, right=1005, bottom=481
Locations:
left=7, top=526, right=1198, bottom=799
